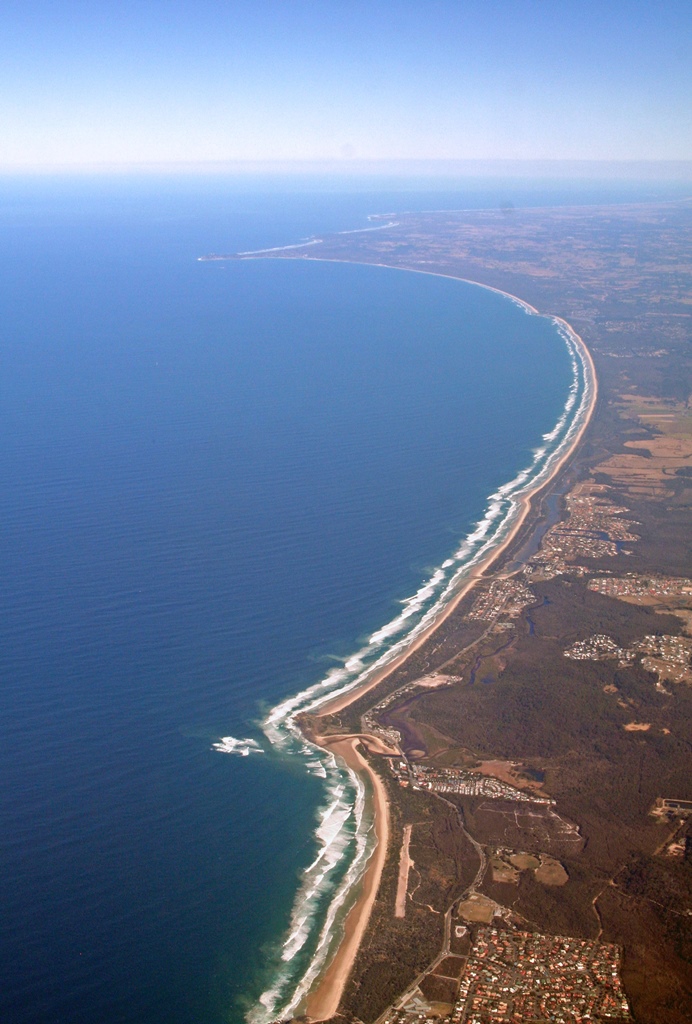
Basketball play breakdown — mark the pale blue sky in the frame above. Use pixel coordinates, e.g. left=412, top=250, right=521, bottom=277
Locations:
left=1, top=0, right=690, bottom=168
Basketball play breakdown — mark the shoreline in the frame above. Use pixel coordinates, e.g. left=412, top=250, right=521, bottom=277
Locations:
left=304, top=735, right=390, bottom=1021
left=304, top=269, right=596, bottom=720
left=234, top=246, right=600, bottom=1019
left=288, top=261, right=598, bottom=1019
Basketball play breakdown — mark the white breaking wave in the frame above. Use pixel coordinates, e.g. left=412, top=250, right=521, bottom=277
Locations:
left=337, top=221, right=399, bottom=235
left=278, top=767, right=371, bottom=1017
left=280, top=779, right=352, bottom=962
left=247, top=758, right=373, bottom=1024
left=248, top=304, right=594, bottom=1024
left=211, top=736, right=264, bottom=756
left=237, top=239, right=323, bottom=256
left=369, top=566, right=446, bottom=645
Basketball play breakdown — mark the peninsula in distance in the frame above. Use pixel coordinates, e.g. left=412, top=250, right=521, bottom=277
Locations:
left=3, top=0, right=692, bottom=1022
left=203, top=196, right=692, bottom=1024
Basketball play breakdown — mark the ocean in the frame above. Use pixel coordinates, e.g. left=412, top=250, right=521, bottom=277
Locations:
left=0, top=174, right=679, bottom=1023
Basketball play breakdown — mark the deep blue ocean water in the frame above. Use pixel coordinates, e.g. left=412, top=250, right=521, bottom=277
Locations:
left=0, top=174, right=684, bottom=1023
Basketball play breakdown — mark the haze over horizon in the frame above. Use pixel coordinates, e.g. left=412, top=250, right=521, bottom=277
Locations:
left=1, top=0, right=691, bottom=171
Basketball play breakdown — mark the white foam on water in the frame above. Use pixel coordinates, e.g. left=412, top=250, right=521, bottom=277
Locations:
left=279, top=779, right=354, bottom=962
left=369, top=566, right=446, bottom=645
left=337, top=221, right=399, bottom=235
left=278, top=767, right=371, bottom=1017
left=212, top=736, right=264, bottom=756
left=237, top=239, right=323, bottom=256
left=261, top=317, right=593, bottom=750
left=248, top=757, right=371, bottom=1024
left=247, top=305, right=594, bottom=1023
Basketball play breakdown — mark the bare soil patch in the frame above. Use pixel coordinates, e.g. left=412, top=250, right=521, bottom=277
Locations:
left=476, top=759, right=546, bottom=794
left=535, top=855, right=569, bottom=886
left=471, top=801, right=583, bottom=854
left=394, top=824, right=413, bottom=918
left=490, top=855, right=519, bottom=884
left=509, top=852, right=540, bottom=870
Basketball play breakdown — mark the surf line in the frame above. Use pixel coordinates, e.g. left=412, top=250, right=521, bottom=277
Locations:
left=253, top=262, right=597, bottom=1022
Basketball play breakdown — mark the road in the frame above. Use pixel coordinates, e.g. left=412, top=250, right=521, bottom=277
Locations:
left=374, top=794, right=487, bottom=1022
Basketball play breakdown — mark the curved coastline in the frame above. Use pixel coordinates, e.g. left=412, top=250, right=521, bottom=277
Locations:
left=256, top=258, right=598, bottom=1022
left=305, top=277, right=596, bottom=719
left=270, top=259, right=598, bottom=728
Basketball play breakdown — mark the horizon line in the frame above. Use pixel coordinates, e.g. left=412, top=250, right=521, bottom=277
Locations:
left=1, top=157, right=692, bottom=180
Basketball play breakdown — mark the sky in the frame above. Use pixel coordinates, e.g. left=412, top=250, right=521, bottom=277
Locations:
left=1, top=0, right=691, bottom=170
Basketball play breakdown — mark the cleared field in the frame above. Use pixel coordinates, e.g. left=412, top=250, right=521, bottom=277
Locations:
left=457, top=893, right=496, bottom=924
left=510, top=852, right=540, bottom=870
left=490, top=856, right=519, bottom=884
left=535, top=855, right=569, bottom=886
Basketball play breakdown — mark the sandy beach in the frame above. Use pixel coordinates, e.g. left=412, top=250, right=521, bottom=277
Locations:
left=312, top=306, right=597, bottom=721
left=298, top=271, right=598, bottom=1021
left=304, top=735, right=390, bottom=1021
